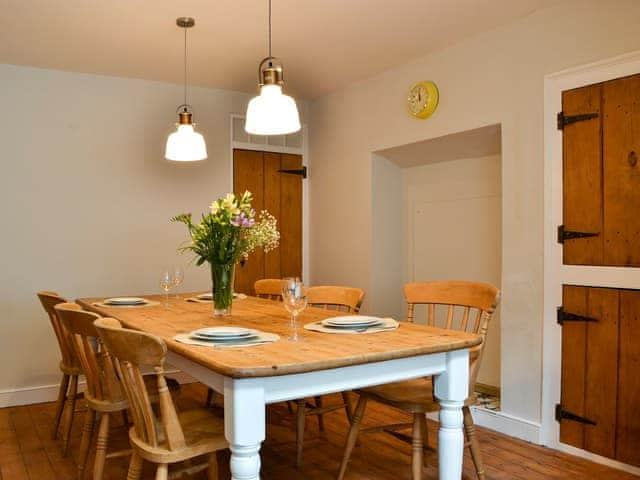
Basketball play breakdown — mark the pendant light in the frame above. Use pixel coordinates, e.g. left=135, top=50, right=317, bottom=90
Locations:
left=165, top=17, right=207, bottom=162
left=245, top=0, right=301, bottom=136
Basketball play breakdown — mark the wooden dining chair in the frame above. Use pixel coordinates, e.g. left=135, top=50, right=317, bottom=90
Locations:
left=293, top=285, right=365, bottom=467
left=254, top=278, right=283, bottom=300
left=55, top=303, right=180, bottom=480
left=37, top=291, right=81, bottom=455
left=306, top=286, right=365, bottom=313
left=337, top=281, right=500, bottom=480
left=94, top=317, right=228, bottom=480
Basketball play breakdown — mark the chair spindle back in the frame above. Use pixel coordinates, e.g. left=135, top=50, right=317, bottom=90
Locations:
left=254, top=279, right=283, bottom=300
left=55, top=303, right=124, bottom=404
left=403, top=281, right=500, bottom=389
left=37, top=291, right=76, bottom=368
left=95, top=318, right=186, bottom=451
left=306, top=286, right=366, bottom=313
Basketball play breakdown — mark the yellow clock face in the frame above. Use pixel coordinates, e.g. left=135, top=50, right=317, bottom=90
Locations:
left=407, top=81, right=439, bottom=119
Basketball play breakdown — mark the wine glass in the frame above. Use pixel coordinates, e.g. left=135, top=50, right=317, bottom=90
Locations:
left=159, top=268, right=174, bottom=309
left=281, top=278, right=307, bottom=342
left=171, top=265, right=184, bottom=298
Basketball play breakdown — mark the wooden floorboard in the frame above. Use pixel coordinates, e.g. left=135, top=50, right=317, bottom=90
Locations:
left=0, top=383, right=637, bottom=480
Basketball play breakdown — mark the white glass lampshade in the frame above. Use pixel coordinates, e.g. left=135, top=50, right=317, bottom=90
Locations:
left=245, top=84, right=301, bottom=135
left=165, top=124, right=207, bottom=162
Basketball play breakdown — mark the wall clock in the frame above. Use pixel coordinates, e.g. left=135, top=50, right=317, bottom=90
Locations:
left=407, top=80, right=439, bottom=119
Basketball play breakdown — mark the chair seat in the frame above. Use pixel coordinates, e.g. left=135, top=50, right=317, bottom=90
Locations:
left=130, top=408, right=228, bottom=464
left=357, top=378, right=477, bottom=413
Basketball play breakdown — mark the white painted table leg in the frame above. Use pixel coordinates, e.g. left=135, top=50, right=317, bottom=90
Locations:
left=434, top=349, right=469, bottom=480
left=224, top=378, right=265, bottom=480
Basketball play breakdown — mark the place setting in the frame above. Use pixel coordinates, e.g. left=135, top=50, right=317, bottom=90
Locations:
left=92, top=296, right=160, bottom=308
left=304, top=314, right=399, bottom=334
left=173, top=326, right=279, bottom=349
left=185, top=292, right=248, bottom=303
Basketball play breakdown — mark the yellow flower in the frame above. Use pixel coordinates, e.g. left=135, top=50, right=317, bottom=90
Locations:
left=222, top=193, right=236, bottom=209
left=210, top=201, right=220, bottom=214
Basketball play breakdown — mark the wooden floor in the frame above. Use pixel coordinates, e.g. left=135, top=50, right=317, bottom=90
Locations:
left=1, top=383, right=638, bottom=480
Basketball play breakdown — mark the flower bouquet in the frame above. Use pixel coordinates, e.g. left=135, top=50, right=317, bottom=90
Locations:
left=172, top=191, right=279, bottom=316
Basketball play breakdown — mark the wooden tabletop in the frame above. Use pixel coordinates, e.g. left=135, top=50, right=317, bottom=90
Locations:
left=77, top=294, right=481, bottom=379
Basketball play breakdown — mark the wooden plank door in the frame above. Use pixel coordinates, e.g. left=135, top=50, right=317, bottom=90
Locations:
left=233, top=150, right=265, bottom=295
left=233, top=149, right=303, bottom=294
left=617, top=290, right=640, bottom=467
left=602, top=74, right=640, bottom=266
left=562, top=84, right=603, bottom=265
left=279, top=154, right=303, bottom=278
left=559, top=285, right=640, bottom=466
left=561, top=73, right=640, bottom=266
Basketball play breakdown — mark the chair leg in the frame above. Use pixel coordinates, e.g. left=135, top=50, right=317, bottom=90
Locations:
left=77, top=408, right=96, bottom=480
left=314, top=396, right=325, bottom=432
left=155, top=463, right=169, bottom=480
left=61, top=374, right=78, bottom=456
left=207, top=452, right=219, bottom=480
left=337, top=395, right=368, bottom=480
left=287, top=401, right=294, bottom=413
left=126, top=452, right=144, bottom=480
left=341, top=391, right=353, bottom=424
left=206, top=388, right=214, bottom=407
left=93, top=412, right=110, bottom=480
left=121, top=410, right=129, bottom=426
left=463, top=406, right=486, bottom=480
left=420, top=413, right=429, bottom=466
left=52, top=373, right=70, bottom=440
left=296, top=399, right=306, bottom=467
left=412, top=413, right=424, bottom=480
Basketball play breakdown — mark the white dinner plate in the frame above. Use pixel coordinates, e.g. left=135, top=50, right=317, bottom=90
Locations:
left=192, top=333, right=260, bottom=343
left=322, top=316, right=383, bottom=328
left=104, top=297, right=147, bottom=305
left=191, top=327, right=256, bottom=339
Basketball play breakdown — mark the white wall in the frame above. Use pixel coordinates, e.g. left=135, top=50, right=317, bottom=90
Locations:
left=370, top=155, right=404, bottom=319
left=0, top=63, right=307, bottom=399
left=402, top=155, right=502, bottom=388
left=309, top=0, right=640, bottom=426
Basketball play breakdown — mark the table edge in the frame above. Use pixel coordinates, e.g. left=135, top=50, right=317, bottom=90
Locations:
left=77, top=297, right=483, bottom=379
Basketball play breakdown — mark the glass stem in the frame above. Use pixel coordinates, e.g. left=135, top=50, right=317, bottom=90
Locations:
left=291, top=313, right=298, bottom=340
left=165, top=291, right=169, bottom=309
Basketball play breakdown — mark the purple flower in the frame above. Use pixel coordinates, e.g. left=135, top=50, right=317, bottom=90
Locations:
left=231, top=213, right=255, bottom=228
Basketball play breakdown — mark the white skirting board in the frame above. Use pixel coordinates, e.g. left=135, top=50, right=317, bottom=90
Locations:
left=0, top=368, right=197, bottom=408
left=426, top=406, right=541, bottom=444
left=469, top=406, right=541, bottom=444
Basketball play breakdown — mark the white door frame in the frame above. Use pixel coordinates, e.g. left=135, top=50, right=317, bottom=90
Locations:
left=228, top=114, right=310, bottom=285
left=542, top=50, right=640, bottom=474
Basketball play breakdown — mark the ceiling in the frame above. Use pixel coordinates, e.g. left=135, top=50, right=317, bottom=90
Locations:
left=0, top=0, right=562, bottom=99
left=378, top=124, right=502, bottom=167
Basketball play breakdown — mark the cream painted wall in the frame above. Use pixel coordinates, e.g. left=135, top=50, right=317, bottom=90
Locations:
left=0, top=64, right=307, bottom=396
left=309, top=0, right=640, bottom=424
left=370, top=155, right=404, bottom=319
left=402, top=155, right=502, bottom=388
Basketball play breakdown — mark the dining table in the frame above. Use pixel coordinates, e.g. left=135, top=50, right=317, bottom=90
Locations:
left=78, top=293, right=482, bottom=480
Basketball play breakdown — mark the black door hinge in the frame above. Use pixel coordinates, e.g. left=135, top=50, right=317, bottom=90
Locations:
left=557, top=111, right=599, bottom=130
left=557, top=307, right=598, bottom=325
left=555, top=404, right=596, bottom=425
left=557, top=225, right=599, bottom=244
left=277, top=166, right=307, bottom=179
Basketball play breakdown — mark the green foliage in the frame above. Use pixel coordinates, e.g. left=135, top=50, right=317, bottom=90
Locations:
left=171, top=191, right=280, bottom=266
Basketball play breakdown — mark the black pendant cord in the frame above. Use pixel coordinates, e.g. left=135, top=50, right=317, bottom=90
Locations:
left=268, top=0, right=272, bottom=58
left=183, top=26, right=188, bottom=107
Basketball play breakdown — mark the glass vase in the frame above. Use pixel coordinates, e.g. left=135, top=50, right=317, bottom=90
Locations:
left=210, top=262, right=235, bottom=316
